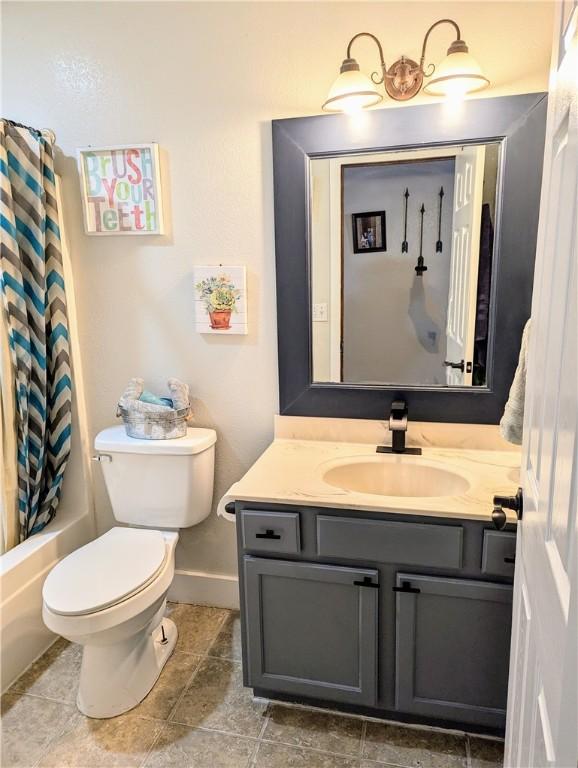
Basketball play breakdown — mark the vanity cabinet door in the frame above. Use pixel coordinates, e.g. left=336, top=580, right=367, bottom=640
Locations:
left=243, top=556, right=378, bottom=706
left=394, top=573, right=513, bottom=729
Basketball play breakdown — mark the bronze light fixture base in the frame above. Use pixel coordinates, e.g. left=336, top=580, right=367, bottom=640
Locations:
left=323, top=18, right=489, bottom=110
left=384, top=56, right=423, bottom=101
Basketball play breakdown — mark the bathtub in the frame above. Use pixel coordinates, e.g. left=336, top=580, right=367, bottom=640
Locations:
left=0, top=483, right=94, bottom=691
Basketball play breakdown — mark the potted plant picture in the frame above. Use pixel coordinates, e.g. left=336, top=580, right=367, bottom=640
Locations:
left=195, top=273, right=241, bottom=330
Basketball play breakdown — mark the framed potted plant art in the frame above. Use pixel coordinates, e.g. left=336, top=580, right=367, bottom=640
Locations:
left=193, top=266, right=247, bottom=334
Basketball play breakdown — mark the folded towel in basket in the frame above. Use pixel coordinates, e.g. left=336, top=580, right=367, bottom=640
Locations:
left=119, top=378, right=190, bottom=413
left=140, top=390, right=174, bottom=408
left=168, top=378, right=190, bottom=410
left=121, top=377, right=144, bottom=401
left=119, top=378, right=173, bottom=413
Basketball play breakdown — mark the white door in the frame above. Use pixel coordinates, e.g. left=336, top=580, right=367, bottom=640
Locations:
left=445, top=145, right=486, bottom=385
left=504, top=5, right=578, bottom=767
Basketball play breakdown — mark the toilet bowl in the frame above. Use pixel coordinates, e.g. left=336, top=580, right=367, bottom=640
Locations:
left=42, top=427, right=217, bottom=718
left=43, top=527, right=178, bottom=718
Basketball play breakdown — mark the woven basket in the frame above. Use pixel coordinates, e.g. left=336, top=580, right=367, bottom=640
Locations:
left=117, top=405, right=190, bottom=440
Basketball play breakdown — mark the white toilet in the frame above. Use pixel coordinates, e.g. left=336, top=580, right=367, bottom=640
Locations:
left=42, top=425, right=217, bottom=719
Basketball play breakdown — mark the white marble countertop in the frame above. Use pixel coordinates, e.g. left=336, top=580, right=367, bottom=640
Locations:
left=230, top=437, right=521, bottom=524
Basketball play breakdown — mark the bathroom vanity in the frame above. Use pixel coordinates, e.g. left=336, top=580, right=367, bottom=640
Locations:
left=227, top=91, right=547, bottom=735
left=230, top=426, right=519, bottom=734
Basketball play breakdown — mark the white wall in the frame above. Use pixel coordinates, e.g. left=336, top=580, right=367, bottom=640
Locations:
left=1, top=1, right=554, bottom=581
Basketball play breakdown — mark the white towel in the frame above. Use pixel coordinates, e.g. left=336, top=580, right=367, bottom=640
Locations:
left=168, top=378, right=190, bottom=411
left=500, top=319, right=531, bottom=445
left=120, top=377, right=144, bottom=402
left=118, top=377, right=189, bottom=414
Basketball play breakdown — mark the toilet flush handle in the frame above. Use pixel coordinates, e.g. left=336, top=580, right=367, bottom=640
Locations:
left=91, top=454, right=112, bottom=462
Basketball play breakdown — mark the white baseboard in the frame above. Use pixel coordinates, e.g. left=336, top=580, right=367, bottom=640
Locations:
left=168, top=569, right=240, bottom=610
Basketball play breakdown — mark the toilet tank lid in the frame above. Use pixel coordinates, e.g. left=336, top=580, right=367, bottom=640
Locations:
left=95, top=426, right=217, bottom=455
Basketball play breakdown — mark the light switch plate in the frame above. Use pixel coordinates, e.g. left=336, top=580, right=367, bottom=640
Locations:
left=312, top=303, right=328, bottom=322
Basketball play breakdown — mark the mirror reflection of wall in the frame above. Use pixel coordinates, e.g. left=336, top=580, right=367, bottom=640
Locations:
left=311, top=143, right=500, bottom=388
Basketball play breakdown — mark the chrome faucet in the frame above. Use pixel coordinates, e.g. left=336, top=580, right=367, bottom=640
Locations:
left=376, top=400, right=422, bottom=455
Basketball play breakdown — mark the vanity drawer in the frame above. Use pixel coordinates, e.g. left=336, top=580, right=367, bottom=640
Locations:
left=317, top=516, right=463, bottom=569
left=240, top=510, right=301, bottom=554
left=481, top=530, right=516, bottom=578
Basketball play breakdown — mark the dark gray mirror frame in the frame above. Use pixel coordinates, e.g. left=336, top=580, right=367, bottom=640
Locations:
left=273, top=92, right=547, bottom=423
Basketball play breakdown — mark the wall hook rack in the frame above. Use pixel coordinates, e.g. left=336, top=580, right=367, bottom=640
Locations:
left=402, top=188, right=410, bottom=253
left=415, top=203, right=428, bottom=276
left=436, top=186, right=444, bottom=252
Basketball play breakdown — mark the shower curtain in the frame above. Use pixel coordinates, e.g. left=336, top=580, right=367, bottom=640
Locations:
left=0, top=119, right=72, bottom=548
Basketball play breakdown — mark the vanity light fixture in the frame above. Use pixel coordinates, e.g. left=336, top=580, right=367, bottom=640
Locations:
left=322, top=19, right=489, bottom=112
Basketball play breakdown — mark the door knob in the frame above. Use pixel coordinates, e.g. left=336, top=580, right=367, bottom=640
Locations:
left=443, top=359, right=465, bottom=371
left=492, top=487, right=524, bottom=529
left=492, top=505, right=507, bottom=531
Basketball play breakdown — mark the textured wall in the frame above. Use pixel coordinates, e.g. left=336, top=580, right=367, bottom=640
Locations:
left=1, top=1, right=553, bottom=577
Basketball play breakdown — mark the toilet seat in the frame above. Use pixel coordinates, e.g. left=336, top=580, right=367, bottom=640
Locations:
left=43, top=528, right=167, bottom=616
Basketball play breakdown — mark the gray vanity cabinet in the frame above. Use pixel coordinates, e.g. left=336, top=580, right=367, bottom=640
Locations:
left=243, top=556, right=379, bottom=706
left=394, top=573, right=513, bottom=729
left=237, top=503, right=516, bottom=733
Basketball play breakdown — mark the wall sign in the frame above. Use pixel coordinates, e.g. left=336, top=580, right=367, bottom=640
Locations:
left=78, top=143, right=164, bottom=235
left=193, top=266, right=247, bottom=334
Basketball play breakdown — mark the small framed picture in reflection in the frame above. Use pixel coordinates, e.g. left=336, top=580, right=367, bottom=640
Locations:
left=351, top=211, right=387, bottom=254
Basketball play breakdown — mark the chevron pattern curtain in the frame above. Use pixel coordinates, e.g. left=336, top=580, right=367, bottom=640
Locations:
left=0, top=120, right=72, bottom=541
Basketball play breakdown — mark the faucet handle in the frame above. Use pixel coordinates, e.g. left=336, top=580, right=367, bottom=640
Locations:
left=389, top=400, right=408, bottom=432
left=390, top=414, right=408, bottom=431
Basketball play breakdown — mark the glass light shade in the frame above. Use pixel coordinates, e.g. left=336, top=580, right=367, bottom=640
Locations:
left=423, top=50, right=489, bottom=97
left=322, top=68, right=383, bottom=113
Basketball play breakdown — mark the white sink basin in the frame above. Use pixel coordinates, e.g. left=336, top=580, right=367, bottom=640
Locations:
left=322, top=457, right=470, bottom=498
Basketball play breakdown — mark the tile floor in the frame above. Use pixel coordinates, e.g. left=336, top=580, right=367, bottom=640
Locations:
left=1, top=604, right=504, bottom=768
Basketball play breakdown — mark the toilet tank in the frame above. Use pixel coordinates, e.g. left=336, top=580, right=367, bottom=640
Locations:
left=94, top=426, right=217, bottom=529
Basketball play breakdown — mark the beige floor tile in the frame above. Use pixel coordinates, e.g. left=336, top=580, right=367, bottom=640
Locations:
left=10, top=638, right=82, bottom=704
left=144, top=723, right=256, bottom=767
left=363, top=723, right=467, bottom=768
left=1, top=692, right=75, bottom=768
left=359, top=762, right=392, bottom=767
left=131, top=651, right=201, bottom=721
left=208, top=612, right=242, bottom=662
left=254, top=741, right=359, bottom=768
left=468, top=737, right=504, bottom=768
left=170, top=658, right=266, bottom=737
left=37, top=711, right=163, bottom=768
left=262, top=705, right=363, bottom=757
left=165, top=603, right=229, bottom=655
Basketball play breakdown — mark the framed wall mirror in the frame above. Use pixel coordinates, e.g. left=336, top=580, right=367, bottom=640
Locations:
left=311, top=142, right=501, bottom=388
left=273, top=93, right=547, bottom=423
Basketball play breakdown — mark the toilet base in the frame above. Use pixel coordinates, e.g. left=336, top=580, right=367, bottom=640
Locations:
left=77, top=616, right=178, bottom=719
